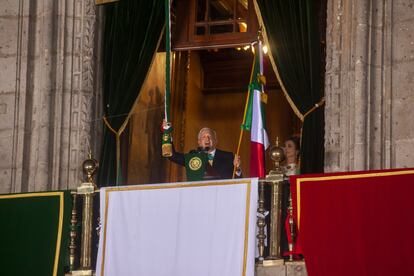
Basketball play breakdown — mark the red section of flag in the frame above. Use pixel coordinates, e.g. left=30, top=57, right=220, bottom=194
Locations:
left=250, top=141, right=265, bottom=178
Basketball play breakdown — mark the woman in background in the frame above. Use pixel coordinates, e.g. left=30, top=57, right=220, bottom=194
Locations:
left=283, top=136, right=301, bottom=176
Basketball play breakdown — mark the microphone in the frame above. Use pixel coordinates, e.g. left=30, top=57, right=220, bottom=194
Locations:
left=197, top=147, right=210, bottom=153
left=189, top=147, right=210, bottom=154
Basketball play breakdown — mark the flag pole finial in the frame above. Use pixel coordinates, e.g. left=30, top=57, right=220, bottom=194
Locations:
left=257, top=26, right=264, bottom=43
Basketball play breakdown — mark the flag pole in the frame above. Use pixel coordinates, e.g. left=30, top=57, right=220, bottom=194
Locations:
left=232, top=45, right=256, bottom=179
left=162, top=0, right=173, bottom=157
left=164, top=0, right=171, bottom=123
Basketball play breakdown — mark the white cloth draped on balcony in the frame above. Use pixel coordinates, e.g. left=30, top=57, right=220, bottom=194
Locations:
left=96, top=178, right=258, bottom=276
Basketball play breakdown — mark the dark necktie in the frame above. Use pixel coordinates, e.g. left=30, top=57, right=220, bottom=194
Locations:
left=208, top=153, right=214, bottom=166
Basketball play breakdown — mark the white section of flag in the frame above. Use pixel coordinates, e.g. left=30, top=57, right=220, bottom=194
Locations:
left=251, top=89, right=269, bottom=149
left=96, top=179, right=258, bottom=276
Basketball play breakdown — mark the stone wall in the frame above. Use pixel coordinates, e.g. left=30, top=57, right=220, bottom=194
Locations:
left=325, top=0, right=414, bottom=172
left=0, top=0, right=102, bottom=193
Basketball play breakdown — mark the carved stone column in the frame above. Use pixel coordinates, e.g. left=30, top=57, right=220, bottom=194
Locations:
left=325, top=0, right=414, bottom=172
left=0, top=0, right=103, bottom=193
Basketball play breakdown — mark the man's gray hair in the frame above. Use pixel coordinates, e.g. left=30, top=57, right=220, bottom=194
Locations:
left=198, top=127, right=217, bottom=140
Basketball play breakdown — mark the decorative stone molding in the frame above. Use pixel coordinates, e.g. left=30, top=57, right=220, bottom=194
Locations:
left=0, top=0, right=102, bottom=193
left=324, top=0, right=345, bottom=172
left=325, top=0, right=414, bottom=172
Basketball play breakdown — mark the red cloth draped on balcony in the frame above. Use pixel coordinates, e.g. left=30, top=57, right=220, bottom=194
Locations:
left=290, top=168, right=414, bottom=276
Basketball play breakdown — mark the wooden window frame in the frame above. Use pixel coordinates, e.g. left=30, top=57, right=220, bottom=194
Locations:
left=173, top=0, right=258, bottom=51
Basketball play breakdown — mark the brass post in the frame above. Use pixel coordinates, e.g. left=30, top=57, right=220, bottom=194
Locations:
left=267, top=177, right=283, bottom=259
left=72, top=152, right=98, bottom=276
left=69, top=192, right=78, bottom=272
left=261, top=138, right=285, bottom=266
left=256, top=180, right=266, bottom=262
left=79, top=193, right=94, bottom=269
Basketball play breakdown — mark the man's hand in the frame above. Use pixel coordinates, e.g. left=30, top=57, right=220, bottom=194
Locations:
left=233, top=155, right=242, bottom=177
left=162, top=119, right=172, bottom=130
left=233, top=155, right=241, bottom=169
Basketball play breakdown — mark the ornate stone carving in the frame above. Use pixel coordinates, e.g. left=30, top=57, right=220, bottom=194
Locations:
left=324, top=0, right=344, bottom=172
left=0, top=0, right=102, bottom=193
left=70, top=0, right=102, bottom=189
left=325, top=0, right=414, bottom=171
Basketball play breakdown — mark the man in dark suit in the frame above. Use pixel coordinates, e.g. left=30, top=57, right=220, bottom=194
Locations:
left=164, top=123, right=242, bottom=179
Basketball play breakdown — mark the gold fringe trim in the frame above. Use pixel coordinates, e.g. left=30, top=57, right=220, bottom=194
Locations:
left=303, top=97, right=325, bottom=119
left=299, top=97, right=325, bottom=156
left=102, top=116, right=118, bottom=135
left=95, top=0, right=119, bottom=5
left=103, top=116, right=121, bottom=185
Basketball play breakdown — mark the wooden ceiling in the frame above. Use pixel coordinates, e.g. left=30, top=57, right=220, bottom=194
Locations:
left=199, top=48, right=279, bottom=94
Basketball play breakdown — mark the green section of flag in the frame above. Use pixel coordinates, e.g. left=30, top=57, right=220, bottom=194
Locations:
left=241, top=45, right=261, bottom=131
left=0, top=191, right=71, bottom=276
left=184, top=152, right=208, bottom=181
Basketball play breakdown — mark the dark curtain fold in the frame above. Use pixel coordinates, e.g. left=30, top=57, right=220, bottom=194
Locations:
left=256, top=0, right=324, bottom=173
left=98, top=0, right=164, bottom=187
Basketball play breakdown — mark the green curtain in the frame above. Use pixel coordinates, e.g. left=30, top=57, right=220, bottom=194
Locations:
left=0, top=191, right=71, bottom=276
left=255, top=0, right=324, bottom=173
left=98, top=0, right=164, bottom=187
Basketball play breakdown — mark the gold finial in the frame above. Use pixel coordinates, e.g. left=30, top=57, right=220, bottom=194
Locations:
left=257, top=26, right=263, bottom=42
left=268, top=137, right=285, bottom=174
left=82, top=150, right=99, bottom=185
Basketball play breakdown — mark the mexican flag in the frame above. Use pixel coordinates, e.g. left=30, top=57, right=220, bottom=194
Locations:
left=242, top=45, right=269, bottom=177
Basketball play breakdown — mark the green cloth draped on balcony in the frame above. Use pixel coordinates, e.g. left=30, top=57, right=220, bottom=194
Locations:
left=0, top=191, right=71, bottom=276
